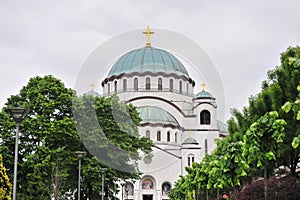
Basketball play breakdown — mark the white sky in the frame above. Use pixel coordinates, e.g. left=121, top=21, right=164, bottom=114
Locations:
left=1, top=0, right=300, bottom=121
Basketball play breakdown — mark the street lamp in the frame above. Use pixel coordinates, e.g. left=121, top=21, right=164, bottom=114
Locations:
left=6, top=107, right=30, bottom=200
left=120, top=183, right=125, bottom=200
left=100, top=168, right=107, bottom=200
left=75, top=151, right=86, bottom=200
left=125, top=184, right=129, bottom=200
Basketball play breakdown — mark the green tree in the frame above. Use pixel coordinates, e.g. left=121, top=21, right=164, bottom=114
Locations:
left=169, top=175, right=188, bottom=200
left=169, top=155, right=212, bottom=200
left=72, top=94, right=153, bottom=199
left=228, top=46, right=300, bottom=176
left=207, top=134, right=248, bottom=198
left=242, top=111, right=286, bottom=200
left=0, top=75, right=153, bottom=199
left=0, top=75, right=79, bottom=199
left=0, top=154, right=12, bottom=200
left=282, top=85, right=300, bottom=149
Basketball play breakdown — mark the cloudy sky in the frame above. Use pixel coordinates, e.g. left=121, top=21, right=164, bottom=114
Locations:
left=1, top=0, right=299, bottom=121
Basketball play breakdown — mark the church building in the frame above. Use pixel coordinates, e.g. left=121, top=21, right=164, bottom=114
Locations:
left=96, top=27, right=227, bottom=200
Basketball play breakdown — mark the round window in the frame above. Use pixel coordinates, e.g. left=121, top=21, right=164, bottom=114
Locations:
left=143, top=155, right=153, bottom=164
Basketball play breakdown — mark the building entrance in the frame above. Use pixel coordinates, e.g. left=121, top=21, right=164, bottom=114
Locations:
left=143, top=194, right=153, bottom=200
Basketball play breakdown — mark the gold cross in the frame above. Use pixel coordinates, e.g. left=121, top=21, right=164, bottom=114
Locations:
left=201, top=83, right=206, bottom=91
left=90, top=83, right=95, bottom=91
left=143, top=26, right=154, bottom=46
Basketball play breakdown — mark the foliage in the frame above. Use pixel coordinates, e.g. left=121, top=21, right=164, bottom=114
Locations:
left=228, top=46, right=300, bottom=176
left=282, top=85, right=300, bottom=148
left=0, top=75, right=79, bottom=199
left=73, top=94, right=153, bottom=199
left=242, top=111, right=286, bottom=200
left=169, top=176, right=188, bottom=200
left=73, top=94, right=153, bottom=176
left=0, top=155, right=12, bottom=200
left=170, top=46, right=300, bottom=200
left=242, top=111, right=286, bottom=169
left=170, top=134, right=249, bottom=199
left=205, top=138, right=247, bottom=194
left=0, top=75, right=153, bottom=199
left=237, top=176, right=300, bottom=200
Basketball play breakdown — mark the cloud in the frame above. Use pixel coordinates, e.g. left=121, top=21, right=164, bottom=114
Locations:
left=0, top=0, right=299, bottom=120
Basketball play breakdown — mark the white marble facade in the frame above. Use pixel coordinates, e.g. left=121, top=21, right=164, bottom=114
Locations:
left=97, top=41, right=226, bottom=200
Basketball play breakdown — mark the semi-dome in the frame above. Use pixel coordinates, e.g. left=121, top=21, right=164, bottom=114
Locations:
left=137, top=106, right=179, bottom=126
left=108, top=46, right=189, bottom=78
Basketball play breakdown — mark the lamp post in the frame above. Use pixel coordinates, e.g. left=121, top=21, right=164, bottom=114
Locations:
left=100, top=168, right=107, bottom=200
left=6, top=107, right=30, bottom=200
left=75, top=151, right=86, bottom=200
left=120, top=183, right=125, bottom=200
left=125, top=184, right=129, bottom=200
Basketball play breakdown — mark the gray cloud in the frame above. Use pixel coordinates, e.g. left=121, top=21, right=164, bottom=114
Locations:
left=0, top=0, right=299, bottom=120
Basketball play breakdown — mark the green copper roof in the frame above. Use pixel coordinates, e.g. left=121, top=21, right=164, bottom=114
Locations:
left=194, top=90, right=215, bottom=100
left=137, top=106, right=179, bottom=126
left=182, top=137, right=199, bottom=145
left=108, top=46, right=189, bottom=77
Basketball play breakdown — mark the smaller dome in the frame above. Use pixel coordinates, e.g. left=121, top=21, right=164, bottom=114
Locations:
left=137, top=106, right=179, bottom=126
left=84, top=90, right=101, bottom=97
left=194, top=90, right=215, bottom=100
left=182, top=137, right=199, bottom=145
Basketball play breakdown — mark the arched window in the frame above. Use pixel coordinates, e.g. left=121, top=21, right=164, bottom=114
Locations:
left=142, top=179, right=154, bottom=190
left=187, top=154, right=195, bottom=167
left=108, top=83, right=110, bottom=95
left=157, top=131, right=161, bottom=141
left=169, top=79, right=173, bottom=92
left=200, top=110, right=211, bottom=125
left=146, top=130, right=150, bottom=139
left=167, top=131, right=170, bottom=142
left=186, top=83, right=189, bottom=95
left=179, top=80, right=182, bottom=94
left=158, top=78, right=162, bottom=91
left=175, top=132, right=178, bottom=143
left=125, top=182, right=134, bottom=196
left=123, top=79, right=127, bottom=92
left=146, top=77, right=151, bottom=90
left=134, top=78, right=138, bottom=91
left=162, top=182, right=171, bottom=196
left=114, top=81, right=117, bottom=93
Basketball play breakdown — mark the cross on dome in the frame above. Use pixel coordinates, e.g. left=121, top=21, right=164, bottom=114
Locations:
left=90, top=83, right=95, bottom=91
left=188, top=130, right=193, bottom=137
left=143, top=26, right=154, bottom=46
left=201, top=83, right=206, bottom=91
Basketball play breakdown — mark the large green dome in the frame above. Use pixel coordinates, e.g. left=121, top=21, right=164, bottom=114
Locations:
left=137, top=106, right=179, bottom=126
left=108, top=46, right=189, bottom=77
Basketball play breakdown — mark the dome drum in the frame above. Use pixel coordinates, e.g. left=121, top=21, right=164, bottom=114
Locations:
left=101, top=71, right=195, bottom=87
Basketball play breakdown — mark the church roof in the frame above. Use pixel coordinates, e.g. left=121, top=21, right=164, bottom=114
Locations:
left=108, top=46, right=189, bottom=78
left=182, top=137, right=199, bottom=145
left=137, top=106, right=179, bottom=126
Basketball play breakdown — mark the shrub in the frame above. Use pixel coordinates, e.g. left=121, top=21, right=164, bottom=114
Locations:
left=237, top=176, right=300, bottom=200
